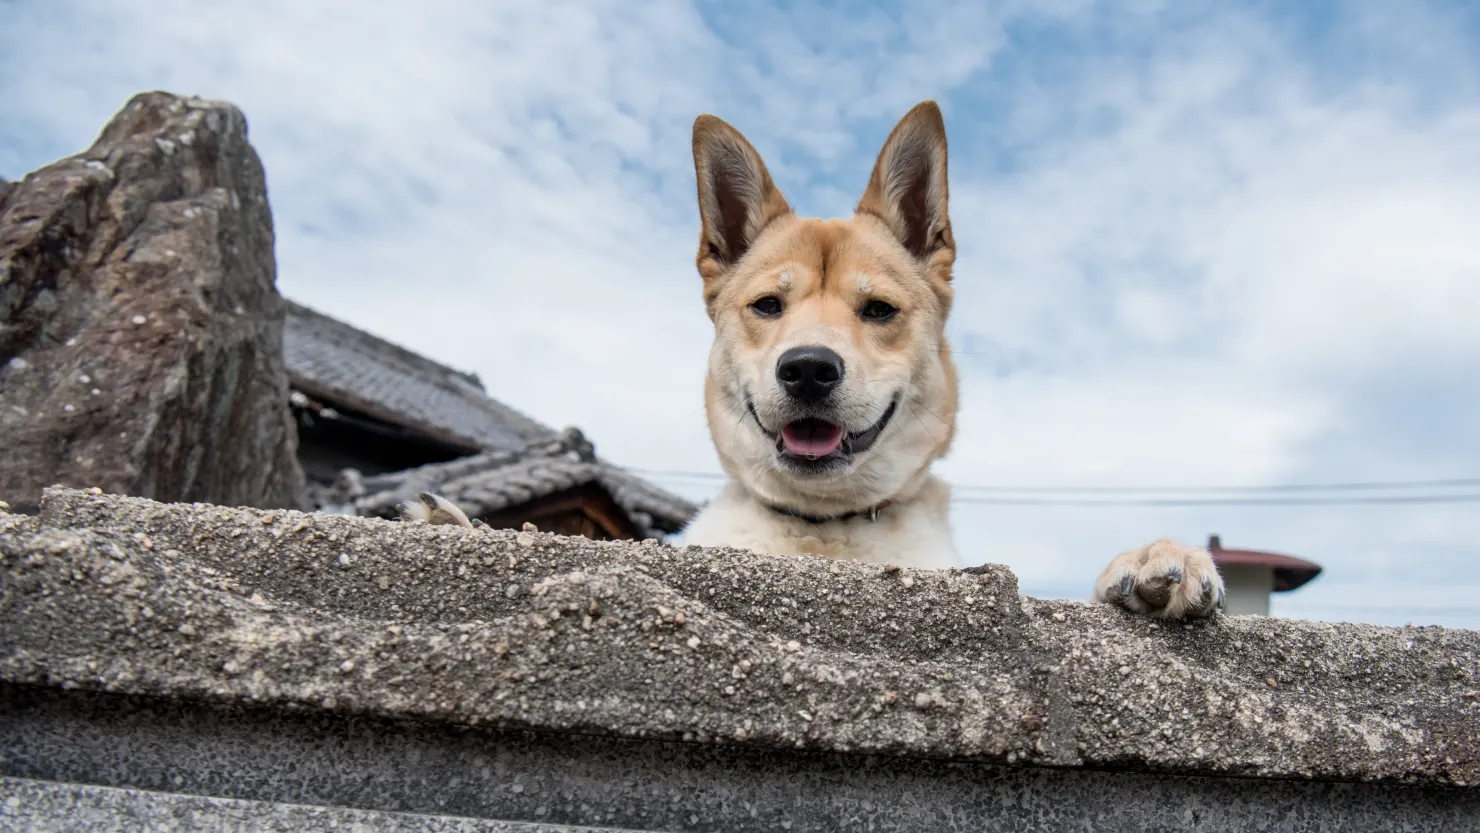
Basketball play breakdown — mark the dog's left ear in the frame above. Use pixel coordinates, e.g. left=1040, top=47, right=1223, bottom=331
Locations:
left=856, top=101, right=954, bottom=268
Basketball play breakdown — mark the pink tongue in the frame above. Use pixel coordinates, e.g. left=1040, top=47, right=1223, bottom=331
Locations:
left=781, top=421, right=844, bottom=457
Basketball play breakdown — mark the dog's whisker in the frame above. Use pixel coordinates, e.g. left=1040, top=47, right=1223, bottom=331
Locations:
left=671, top=389, right=747, bottom=423
left=695, top=396, right=737, bottom=423
left=908, top=399, right=951, bottom=428
left=905, top=403, right=943, bottom=443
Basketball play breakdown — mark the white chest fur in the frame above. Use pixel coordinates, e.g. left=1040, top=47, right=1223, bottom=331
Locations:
left=680, top=477, right=957, bottom=569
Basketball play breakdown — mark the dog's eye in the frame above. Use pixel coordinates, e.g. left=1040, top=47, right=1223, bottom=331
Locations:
left=861, top=300, right=898, bottom=321
left=750, top=296, right=784, bottom=317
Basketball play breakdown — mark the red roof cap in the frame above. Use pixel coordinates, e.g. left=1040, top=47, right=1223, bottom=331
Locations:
left=1206, top=535, right=1322, bottom=592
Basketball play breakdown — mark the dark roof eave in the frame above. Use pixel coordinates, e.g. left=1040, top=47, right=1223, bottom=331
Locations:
left=1211, top=547, right=1323, bottom=594
left=289, top=375, right=484, bottom=455
left=1273, top=565, right=1323, bottom=593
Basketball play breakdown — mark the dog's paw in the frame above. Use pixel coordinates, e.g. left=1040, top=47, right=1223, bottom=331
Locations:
left=401, top=492, right=475, bottom=528
left=1091, top=539, right=1225, bottom=620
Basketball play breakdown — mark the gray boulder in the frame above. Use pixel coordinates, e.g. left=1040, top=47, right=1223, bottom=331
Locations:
left=0, top=92, right=307, bottom=513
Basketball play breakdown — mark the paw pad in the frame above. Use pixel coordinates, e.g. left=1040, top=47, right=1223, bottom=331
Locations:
left=1092, top=540, right=1226, bottom=620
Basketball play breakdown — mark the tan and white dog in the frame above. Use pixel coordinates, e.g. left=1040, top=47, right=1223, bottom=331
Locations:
left=410, top=101, right=1225, bottom=621
left=675, top=101, right=1225, bottom=620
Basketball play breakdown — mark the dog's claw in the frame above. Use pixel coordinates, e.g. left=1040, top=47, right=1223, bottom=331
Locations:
left=1102, top=573, right=1136, bottom=606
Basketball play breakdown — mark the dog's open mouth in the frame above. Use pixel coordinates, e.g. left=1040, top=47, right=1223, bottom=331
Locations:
left=780, top=419, right=845, bottom=457
left=750, top=399, right=898, bottom=467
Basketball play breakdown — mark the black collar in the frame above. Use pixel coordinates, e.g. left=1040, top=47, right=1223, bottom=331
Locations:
left=765, top=500, right=893, bottom=525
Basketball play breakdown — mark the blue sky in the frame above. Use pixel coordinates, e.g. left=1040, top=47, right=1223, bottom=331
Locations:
left=3, top=0, right=1479, bottom=628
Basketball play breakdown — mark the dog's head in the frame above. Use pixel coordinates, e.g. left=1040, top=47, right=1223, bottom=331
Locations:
left=691, top=101, right=958, bottom=515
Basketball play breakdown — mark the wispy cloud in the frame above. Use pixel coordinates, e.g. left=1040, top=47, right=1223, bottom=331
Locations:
left=3, top=0, right=1478, bottom=627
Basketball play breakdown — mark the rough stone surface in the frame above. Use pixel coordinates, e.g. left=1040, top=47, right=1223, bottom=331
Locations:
left=0, top=777, right=618, bottom=833
left=6, top=689, right=1477, bottom=833
left=2, top=488, right=1477, bottom=790
left=0, top=91, right=308, bottom=514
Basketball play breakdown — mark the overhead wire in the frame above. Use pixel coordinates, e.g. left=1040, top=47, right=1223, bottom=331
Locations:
left=624, top=468, right=1480, bottom=507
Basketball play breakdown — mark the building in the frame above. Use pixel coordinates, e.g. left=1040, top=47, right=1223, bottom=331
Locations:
left=1207, top=535, right=1323, bottom=616
left=280, top=300, right=697, bottom=540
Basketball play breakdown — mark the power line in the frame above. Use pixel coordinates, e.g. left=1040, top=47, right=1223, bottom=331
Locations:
left=629, top=467, right=1480, bottom=501
left=944, top=493, right=1480, bottom=507
left=953, top=478, right=1480, bottom=495
left=636, top=471, right=1480, bottom=506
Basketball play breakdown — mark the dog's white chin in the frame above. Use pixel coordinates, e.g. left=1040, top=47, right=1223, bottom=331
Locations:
left=740, top=458, right=920, bottom=514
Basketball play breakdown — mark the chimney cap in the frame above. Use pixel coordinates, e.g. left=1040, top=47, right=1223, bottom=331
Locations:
left=1205, top=535, right=1322, bottom=592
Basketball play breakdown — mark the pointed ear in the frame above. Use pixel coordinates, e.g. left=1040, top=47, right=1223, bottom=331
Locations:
left=855, top=101, right=953, bottom=265
left=692, top=115, right=792, bottom=277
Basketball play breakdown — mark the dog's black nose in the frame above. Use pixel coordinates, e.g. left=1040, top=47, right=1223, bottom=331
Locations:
left=776, top=346, right=844, bottom=404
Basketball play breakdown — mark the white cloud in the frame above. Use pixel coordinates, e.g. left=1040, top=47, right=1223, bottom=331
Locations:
left=3, top=0, right=1478, bottom=628
left=933, top=3, right=1480, bottom=628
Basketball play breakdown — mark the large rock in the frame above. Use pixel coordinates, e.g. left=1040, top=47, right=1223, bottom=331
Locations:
left=0, top=92, right=307, bottom=513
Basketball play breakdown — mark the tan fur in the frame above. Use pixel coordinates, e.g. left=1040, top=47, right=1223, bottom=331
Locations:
left=1092, top=540, right=1225, bottom=619
left=415, top=100, right=1225, bottom=619
left=681, top=101, right=1225, bottom=616
left=681, top=102, right=961, bottom=567
left=401, top=492, right=472, bottom=528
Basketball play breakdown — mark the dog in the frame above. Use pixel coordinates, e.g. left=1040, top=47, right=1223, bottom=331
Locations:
left=409, top=101, right=1225, bottom=621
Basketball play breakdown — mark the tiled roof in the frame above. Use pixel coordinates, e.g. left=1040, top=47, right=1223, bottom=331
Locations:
left=282, top=300, right=555, bottom=452
left=281, top=301, right=699, bottom=537
left=344, top=427, right=698, bottom=538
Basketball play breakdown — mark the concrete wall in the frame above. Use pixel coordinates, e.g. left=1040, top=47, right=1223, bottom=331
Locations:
left=3, top=488, right=1478, bottom=831
left=5, top=685, right=1476, bottom=832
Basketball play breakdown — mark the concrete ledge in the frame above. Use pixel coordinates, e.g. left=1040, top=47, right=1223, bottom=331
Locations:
left=0, top=775, right=613, bottom=833
left=2, top=488, right=1479, bottom=830
left=4, top=686, right=1476, bottom=832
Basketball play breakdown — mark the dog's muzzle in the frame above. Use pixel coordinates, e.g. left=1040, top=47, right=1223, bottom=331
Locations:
left=748, top=396, right=898, bottom=473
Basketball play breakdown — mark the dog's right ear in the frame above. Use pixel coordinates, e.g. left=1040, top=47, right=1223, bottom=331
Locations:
left=692, top=115, right=792, bottom=283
